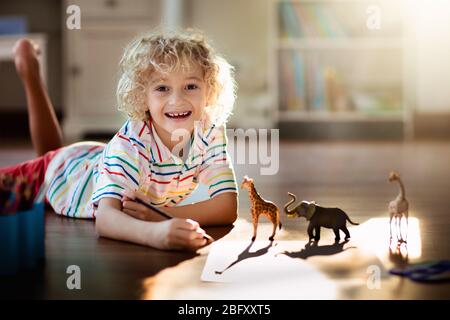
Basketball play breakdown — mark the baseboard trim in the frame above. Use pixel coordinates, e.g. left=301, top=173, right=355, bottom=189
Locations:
left=278, top=120, right=404, bottom=140
left=414, top=112, right=450, bottom=139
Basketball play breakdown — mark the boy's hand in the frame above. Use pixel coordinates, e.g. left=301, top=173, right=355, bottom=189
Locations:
left=121, top=190, right=165, bottom=222
left=121, top=190, right=213, bottom=250
left=97, top=197, right=211, bottom=252
left=154, top=218, right=209, bottom=251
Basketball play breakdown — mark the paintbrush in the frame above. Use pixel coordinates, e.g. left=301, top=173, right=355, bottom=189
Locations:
left=134, top=197, right=214, bottom=243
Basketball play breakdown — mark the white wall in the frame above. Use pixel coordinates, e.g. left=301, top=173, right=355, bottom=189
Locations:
left=415, top=0, right=450, bottom=113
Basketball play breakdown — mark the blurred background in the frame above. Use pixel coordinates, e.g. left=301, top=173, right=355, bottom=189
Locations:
left=0, top=0, right=449, bottom=141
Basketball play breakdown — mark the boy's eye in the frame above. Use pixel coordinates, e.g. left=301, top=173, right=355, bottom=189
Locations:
left=186, top=84, right=198, bottom=90
left=156, top=86, right=169, bottom=92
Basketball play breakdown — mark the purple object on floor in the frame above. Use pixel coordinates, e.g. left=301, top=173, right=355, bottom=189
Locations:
left=390, top=260, right=450, bottom=283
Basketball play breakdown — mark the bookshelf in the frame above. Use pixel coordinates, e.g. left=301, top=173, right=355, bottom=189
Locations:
left=269, top=0, right=413, bottom=139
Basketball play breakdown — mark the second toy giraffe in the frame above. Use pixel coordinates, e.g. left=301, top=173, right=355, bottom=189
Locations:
left=241, top=176, right=282, bottom=241
left=388, top=171, right=409, bottom=242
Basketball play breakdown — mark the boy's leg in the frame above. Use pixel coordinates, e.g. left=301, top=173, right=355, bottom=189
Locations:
left=0, top=148, right=60, bottom=212
left=13, top=39, right=63, bottom=156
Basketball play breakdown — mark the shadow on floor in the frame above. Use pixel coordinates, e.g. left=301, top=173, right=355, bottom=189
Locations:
left=276, top=240, right=356, bottom=260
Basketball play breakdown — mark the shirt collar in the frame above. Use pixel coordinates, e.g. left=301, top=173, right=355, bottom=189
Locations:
left=148, top=118, right=207, bottom=165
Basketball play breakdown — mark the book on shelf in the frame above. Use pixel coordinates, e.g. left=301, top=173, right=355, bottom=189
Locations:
left=309, top=57, right=323, bottom=111
left=311, top=5, right=332, bottom=38
left=294, top=4, right=316, bottom=37
left=319, top=5, right=346, bottom=38
left=279, top=1, right=347, bottom=38
left=324, top=67, right=350, bottom=112
left=279, top=53, right=353, bottom=113
left=279, top=1, right=302, bottom=38
left=309, top=60, right=352, bottom=112
left=292, top=51, right=306, bottom=110
left=279, top=51, right=306, bottom=111
left=279, top=55, right=401, bottom=115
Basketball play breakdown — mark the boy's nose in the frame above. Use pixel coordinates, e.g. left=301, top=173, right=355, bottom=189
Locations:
left=168, top=89, right=185, bottom=106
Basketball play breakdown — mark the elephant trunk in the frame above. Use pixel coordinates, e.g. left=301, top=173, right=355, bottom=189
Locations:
left=284, top=192, right=298, bottom=215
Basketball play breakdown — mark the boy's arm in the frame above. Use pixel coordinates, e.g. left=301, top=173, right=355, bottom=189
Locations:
left=96, top=198, right=159, bottom=247
left=165, top=192, right=238, bottom=225
left=95, top=198, right=209, bottom=250
left=122, top=191, right=238, bottom=226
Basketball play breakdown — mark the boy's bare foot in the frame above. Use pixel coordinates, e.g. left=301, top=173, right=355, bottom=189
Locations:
left=13, top=39, right=41, bottom=81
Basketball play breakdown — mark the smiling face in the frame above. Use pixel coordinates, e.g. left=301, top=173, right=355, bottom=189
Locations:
left=146, top=62, right=208, bottom=150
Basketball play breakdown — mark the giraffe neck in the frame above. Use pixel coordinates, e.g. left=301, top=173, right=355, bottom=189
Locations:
left=249, top=183, right=263, bottom=205
left=397, top=178, right=406, bottom=199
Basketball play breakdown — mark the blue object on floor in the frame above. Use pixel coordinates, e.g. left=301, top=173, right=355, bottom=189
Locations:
left=0, top=202, right=45, bottom=275
left=390, top=260, right=450, bottom=283
left=0, top=214, right=19, bottom=275
left=0, top=16, right=28, bottom=35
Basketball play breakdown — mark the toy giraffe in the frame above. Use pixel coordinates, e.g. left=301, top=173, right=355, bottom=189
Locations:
left=388, top=171, right=409, bottom=242
left=241, top=176, right=281, bottom=241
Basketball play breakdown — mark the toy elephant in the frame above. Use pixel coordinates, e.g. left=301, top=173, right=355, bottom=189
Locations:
left=284, top=192, right=359, bottom=242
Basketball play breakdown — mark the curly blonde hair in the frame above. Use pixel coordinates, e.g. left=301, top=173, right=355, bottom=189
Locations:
left=117, top=29, right=236, bottom=127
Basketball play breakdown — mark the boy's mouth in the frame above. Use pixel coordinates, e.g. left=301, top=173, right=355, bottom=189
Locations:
left=164, top=111, right=192, bottom=120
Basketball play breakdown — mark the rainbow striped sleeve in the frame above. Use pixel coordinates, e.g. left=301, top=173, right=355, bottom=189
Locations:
left=199, top=125, right=238, bottom=198
left=92, top=120, right=147, bottom=204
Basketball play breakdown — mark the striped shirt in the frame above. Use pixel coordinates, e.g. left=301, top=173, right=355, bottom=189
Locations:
left=43, top=118, right=237, bottom=219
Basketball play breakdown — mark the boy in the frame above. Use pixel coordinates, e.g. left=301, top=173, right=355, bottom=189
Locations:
left=1, top=30, right=238, bottom=251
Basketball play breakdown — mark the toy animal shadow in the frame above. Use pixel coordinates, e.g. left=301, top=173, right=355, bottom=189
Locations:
left=389, top=240, right=409, bottom=297
left=215, top=240, right=276, bottom=275
left=276, top=241, right=356, bottom=260
left=389, top=240, right=409, bottom=268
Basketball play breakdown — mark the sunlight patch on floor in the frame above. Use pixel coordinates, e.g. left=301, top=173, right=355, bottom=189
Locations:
left=351, top=217, right=421, bottom=261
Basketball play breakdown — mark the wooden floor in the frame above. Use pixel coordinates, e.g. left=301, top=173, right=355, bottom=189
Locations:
left=1, top=140, right=449, bottom=299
